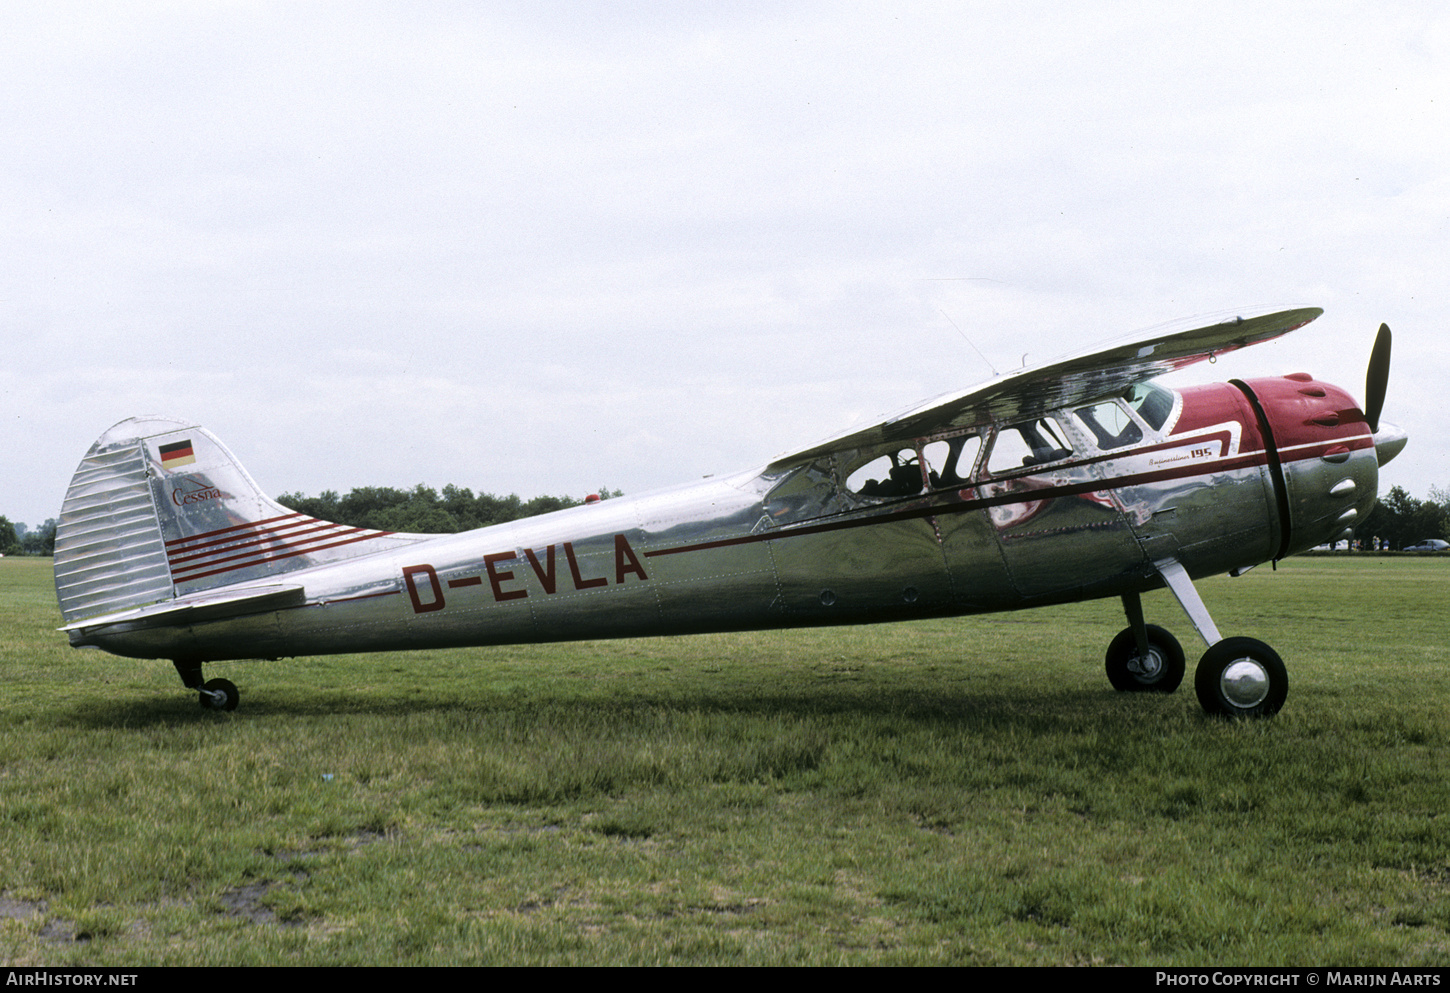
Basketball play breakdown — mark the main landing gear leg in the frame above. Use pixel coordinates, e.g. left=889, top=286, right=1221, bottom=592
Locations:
left=173, top=659, right=239, bottom=713
left=1105, top=591, right=1185, bottom=692
left=1152, top=558, right=1287, bottom=718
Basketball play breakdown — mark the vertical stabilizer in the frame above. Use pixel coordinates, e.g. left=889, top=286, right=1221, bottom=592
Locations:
left=55, top=416, right=418, bottom=625
left=54, top=419, right=176, bottom=624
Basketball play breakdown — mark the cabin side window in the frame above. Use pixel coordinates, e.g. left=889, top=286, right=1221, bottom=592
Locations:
left=843, top=431, right=984, bottom=499
left=923, top=434, right=982, bottom=489
left=845, top=448, right=924, bottom=498
left=986, top=417, right=1073, bottom=475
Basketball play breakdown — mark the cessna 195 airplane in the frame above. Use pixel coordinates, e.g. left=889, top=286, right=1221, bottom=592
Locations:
left=55, top=307, right=1406, bottom=718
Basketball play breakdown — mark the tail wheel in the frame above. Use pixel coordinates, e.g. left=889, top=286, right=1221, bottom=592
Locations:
left=199, top=677, right=239, bottom=712
left=1194, top=638, right=1287, bottom=717
left=1105, top=624, right=1184, bottom=693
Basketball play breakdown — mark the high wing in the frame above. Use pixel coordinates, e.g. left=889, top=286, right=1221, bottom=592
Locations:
left=770, top=306, right=1323, bottom=467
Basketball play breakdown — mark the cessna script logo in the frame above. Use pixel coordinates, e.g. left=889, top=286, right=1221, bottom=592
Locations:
left=170, top=476, right=227, bottom=507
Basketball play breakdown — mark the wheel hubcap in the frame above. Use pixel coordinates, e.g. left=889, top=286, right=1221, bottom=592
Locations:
left=1130, top=648, right=1163, bottom=680
left=1221, top=659, right=1270, bottom=708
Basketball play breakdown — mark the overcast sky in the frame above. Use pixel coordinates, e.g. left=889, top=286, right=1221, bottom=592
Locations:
left=3, top=1, right=1446, bottom=531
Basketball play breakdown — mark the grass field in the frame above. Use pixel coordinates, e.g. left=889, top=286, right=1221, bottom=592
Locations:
left=1, top=554, right=1448, bottom=966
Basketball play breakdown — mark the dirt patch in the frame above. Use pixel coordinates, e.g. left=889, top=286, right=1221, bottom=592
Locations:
left=0, top=893, right=45, bottom=920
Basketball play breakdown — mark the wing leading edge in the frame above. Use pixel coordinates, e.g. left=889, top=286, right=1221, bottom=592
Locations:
left=771, top=307, right=1323, bottom=467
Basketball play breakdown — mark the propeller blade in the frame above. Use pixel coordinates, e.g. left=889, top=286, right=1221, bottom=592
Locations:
left=1364, top=323, right=1391, bottom=433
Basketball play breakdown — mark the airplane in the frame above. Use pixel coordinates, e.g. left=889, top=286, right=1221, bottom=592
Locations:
left=53, top=307, right=1406, bottom=718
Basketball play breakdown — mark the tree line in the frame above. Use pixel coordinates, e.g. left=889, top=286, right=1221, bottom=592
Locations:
left=274, top=483, right=622, bottom=534
left=1362, top=486, right=1450, bottom=550
left=0, top=484, right=616, bottom=557
left=0, top=518, right=56, bottom=556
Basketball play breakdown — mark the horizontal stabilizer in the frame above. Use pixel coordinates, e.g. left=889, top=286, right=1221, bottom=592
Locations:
left=60, top=584, right=306, bottom=635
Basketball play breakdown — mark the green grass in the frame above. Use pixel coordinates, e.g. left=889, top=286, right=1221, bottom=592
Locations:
left=2, top=554, right=1448, bottom=965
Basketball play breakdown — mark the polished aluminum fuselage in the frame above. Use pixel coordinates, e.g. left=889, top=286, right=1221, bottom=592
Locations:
left=76, top=372, right=1379, bottom=665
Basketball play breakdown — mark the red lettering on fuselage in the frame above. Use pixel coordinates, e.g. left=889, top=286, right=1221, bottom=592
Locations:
left=524, top=545, right=557, bottom=593
left=615, top=533, right=648, bottom=584
left=484, top=551, right=528, bottom=601
left=564, top=541, right=606, bottom=590
left=403, top=533, right=649, bottom=614
left=402, top=564, right=446, bottom=613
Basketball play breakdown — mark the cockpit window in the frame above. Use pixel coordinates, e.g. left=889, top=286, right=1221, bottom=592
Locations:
left=1074, top=399, right=1143, bottom=450
left=987, top=418, right=1073, bottom=475
left=1123, top=382, right=1174, bottom=431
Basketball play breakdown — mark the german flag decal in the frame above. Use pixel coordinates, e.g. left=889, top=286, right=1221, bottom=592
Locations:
left=158, top=439, right=196, bottom=469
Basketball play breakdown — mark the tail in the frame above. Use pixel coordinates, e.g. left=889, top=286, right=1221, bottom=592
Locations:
left=55, top=416, right=415, bottom=626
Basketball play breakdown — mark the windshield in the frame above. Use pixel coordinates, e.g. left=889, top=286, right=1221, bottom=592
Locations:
left=1123, top=382, right=1174, bottom=430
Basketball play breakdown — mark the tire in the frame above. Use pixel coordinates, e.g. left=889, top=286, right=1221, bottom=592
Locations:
left=1194, top=638, right=1287, bottom=718
left=199, top=677, right=239, bottom=712
left=1105, top=624, right=1185, bottom=693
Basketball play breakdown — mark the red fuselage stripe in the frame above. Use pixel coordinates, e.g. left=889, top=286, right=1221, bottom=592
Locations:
left=170, top=531, right=393, bottom=582
left=165, top=512, right=308, bottom=548
left=167, top=520, right=376, bottom=565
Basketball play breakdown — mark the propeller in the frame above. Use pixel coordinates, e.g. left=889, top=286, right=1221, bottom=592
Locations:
left=1364, top=323, right=1391, bottom=433
left=1364, top=322, right=1407, bottom=467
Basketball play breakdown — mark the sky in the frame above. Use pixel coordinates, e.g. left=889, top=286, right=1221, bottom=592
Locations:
left=3, top=1, right=1447, bottom=531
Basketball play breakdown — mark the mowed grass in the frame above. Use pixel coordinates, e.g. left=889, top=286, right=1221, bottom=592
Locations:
left=1, top=554, right=1447, bottom=966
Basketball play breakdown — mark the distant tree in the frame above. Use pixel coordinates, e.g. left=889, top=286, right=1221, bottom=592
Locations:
left=1431, top=484, right=1450, bottom=517
left=0, top=516, right=20, bottom=556
left=339, top=485, right=417, bottom=531
left=275, top=484, right=589, bottom=534
left=522, top=495, right=573, bottom=517
left=1365, top=486, right=1449, bottom=550
left=18, top=518, right=56, bottom=556
left=1410, top=489, right=1450, bottom=544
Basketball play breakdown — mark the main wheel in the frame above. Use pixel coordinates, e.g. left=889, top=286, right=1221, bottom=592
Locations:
left=199, top=677, right=239, bottom=712
left=1105, top=624, right=1184, bottom=692
left=1194, top=638, right=1287, bottom=717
